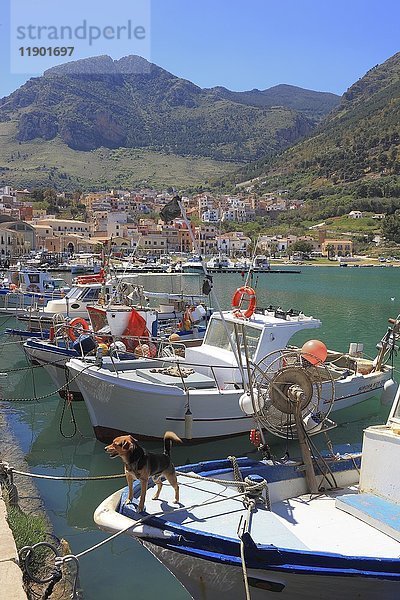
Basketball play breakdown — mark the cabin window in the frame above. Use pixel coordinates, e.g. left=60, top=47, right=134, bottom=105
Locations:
left=28, top=274, right=40, bottom=284
left=65, top=287, right=83, bottom=299
left=82, top=288, right=100, bottom=301
left=204, top=318, right=261, bottom=360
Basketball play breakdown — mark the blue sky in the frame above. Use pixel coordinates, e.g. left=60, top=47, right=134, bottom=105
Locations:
left=1, top=0, right=399, bottom=98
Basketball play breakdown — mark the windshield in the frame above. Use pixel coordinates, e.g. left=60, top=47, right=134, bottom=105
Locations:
left=65, top=287, right=83, bottom=300
left=52, top=279, right=67, bottom=289
left=204, top=318, right=261, bottom=360
left=82, top=288, right=100, bottom=301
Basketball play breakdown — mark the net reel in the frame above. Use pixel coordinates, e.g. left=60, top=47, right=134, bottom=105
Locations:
left=240, top=347, right=336, bottom=492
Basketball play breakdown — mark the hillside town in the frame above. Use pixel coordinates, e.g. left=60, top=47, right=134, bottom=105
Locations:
left=0, top=184, right=363, bottom=260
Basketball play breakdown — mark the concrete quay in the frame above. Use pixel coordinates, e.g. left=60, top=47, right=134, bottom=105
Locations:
left=0, top=488, right=27, bottom=599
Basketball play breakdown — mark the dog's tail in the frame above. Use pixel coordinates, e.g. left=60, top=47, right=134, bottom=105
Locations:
left=164, top=431, right=182, bottom=456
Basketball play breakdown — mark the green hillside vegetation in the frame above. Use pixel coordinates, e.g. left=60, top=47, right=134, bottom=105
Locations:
left=322, top=214, right=381, bottom=234
left=0, top=55, right=325, bottom=166
left=0, top=54, right=342, bottom=189
left=208, top=84, right=339, bottom=121
left=232, top=53, right=400, bottom=207
left=0, top=121, right=239, bottom=190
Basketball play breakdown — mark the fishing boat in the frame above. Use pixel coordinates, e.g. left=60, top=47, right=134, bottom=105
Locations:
left=252, top=254, right=270, bottom=271
left=66, top=287, right=398, bottom=442
left=0, top=267, right=69, bottom=313
left=22, top=304, right=157, bottom=399
left=93, top=356, right=400, bottom=599
left=69, top=253, right=102, bottom=275
left=10, top=273, right=134, bottom=325
left=13, top=281, right=109, bottom=325
left=206, top=255, right=236, bottom=271
left=181, top=255, right=204, bottom=273
left=23, top=291, right=211, bottom=398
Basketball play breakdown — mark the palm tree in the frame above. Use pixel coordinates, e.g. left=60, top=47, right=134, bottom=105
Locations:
left=270, top=243, right=278, bottom=259
left=326, top=244, right=335, bottom=260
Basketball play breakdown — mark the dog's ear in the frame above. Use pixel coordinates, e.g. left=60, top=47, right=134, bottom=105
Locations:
left=122, top=439, right=133, bottom=450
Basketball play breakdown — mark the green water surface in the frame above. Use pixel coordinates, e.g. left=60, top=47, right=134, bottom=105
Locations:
left=1, top=266, right=399, bottom=599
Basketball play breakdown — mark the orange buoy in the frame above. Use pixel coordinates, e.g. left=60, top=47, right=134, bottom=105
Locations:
left=301, top=340, right=328, bottom=365
left=231, top=286, right=257, bottom=319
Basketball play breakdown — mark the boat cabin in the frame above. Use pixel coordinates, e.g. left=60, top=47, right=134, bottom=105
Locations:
left=43, top=283, right=114, bottom=317
left=184, top=307, right=321, bottom=387
left=253, top=254, right=270, bottom=269
left=3, top=268, right=69, bottom=294
left=336, top=381, right=400, bottom=542
left=207, top=255, right=235, bottom=269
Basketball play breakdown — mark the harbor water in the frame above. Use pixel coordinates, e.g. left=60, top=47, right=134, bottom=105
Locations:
left=0, top=266, right=399, bottom=599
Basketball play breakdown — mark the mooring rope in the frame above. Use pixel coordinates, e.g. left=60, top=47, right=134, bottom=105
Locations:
left=0, top=362, right=94, bottom=402
left=3, top=464, right=124, bottom=481
left=4, top=457, right=266, bottom=599
left=16, top=479, right=264, bottom=599
left=238, top=501, right=255, bottom=600
left=4, top=462, right=269, bottom=490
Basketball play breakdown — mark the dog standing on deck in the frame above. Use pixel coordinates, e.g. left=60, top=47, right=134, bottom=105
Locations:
left=105, top=431, right=181, bottom=512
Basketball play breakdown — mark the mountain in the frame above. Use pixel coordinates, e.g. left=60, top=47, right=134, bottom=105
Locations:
left=235, top=53, right=400, bottom=203
left=0, top=55, right=339, bottom=190
left=207, top=84, right=339, bottom=121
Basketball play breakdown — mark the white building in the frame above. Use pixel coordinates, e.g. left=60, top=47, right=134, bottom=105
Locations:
left=35, top=218, right=92, bottom=237
left=107, top=212, right=128, bottom=237
left=202, top=208, right=220, bottom=223
left=216, top=233, right=251, bottom=255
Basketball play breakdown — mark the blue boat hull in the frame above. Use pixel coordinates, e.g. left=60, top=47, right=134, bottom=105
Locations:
left=114, top=457, right=400, bottom=599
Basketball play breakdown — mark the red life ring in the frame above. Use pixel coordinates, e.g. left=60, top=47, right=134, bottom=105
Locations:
left=231, top=286, right=256, bottom=319
left=68, top=317, right=89, bottom=342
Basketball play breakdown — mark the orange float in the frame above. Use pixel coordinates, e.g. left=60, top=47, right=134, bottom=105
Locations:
left=301, top=340, right=328, bottom=365
left=231, top=286, right=257, bottom=319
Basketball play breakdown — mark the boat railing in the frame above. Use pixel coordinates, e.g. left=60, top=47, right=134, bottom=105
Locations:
left=0, top=291, right=45, bottom=315
left=0, top=287, right=65, bottom=314
left=77, top=332, right=246, bottom=392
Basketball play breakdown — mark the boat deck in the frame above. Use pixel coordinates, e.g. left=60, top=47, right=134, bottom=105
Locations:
left=120, top=474, right=400, bottom=559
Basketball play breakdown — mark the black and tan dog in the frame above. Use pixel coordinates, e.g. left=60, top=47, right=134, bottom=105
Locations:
left=105, top=431, right=181, bottom=512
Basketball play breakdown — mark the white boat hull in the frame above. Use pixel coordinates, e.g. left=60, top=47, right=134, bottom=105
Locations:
left=143, top=542, right=399, bottom=600
left=67, top=359, right=392, bottom=442
left=67, top=361, right=254, bottom=441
